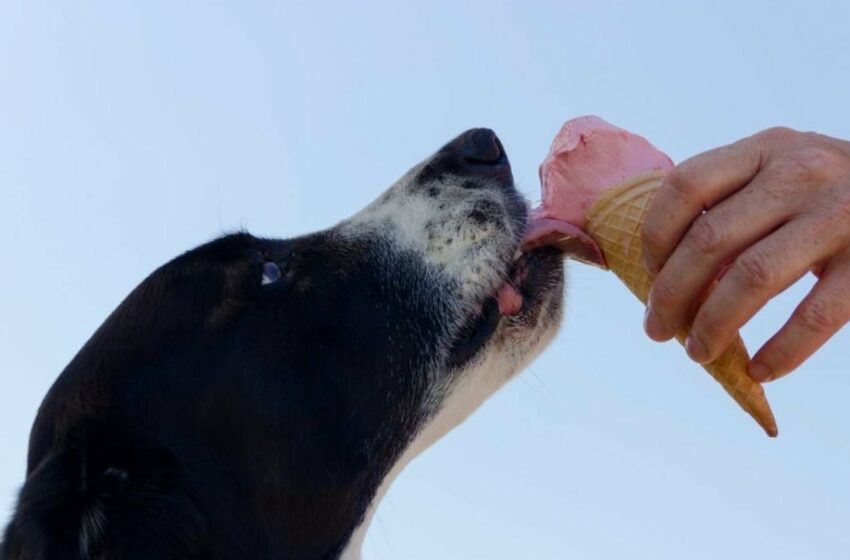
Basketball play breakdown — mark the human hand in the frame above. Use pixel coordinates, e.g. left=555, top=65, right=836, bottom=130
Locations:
left=641, top=127, right=850, bottom=382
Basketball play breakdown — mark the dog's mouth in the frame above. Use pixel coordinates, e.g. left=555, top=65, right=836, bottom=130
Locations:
left=495, top=213, right=606, bottom=316
left=447, top=213, right=605, bottom=368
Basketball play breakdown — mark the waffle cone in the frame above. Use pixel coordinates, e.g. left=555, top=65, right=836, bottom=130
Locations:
left=584, top=172, right=778, bottom=437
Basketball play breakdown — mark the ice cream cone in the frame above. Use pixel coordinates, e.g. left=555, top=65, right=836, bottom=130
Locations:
left=583, top=171, right=778, bottom=437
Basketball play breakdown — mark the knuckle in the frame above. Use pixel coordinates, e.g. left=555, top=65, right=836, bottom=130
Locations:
left=666, top=165, right=700, bottom=198
left=737, top=138, right=764, bottom=171
left=650, top=278, right=681, bottom=310
left=693, top=309, right=723, bottom=344
left=815, top=183, right=850, bottom=225
left=802, top=131, right=825, bottom=144
left=762, top=341, right=797, bottom=373
left=687, top=214, right=726, bottom=255
left=779, top=147, right=841, bottom=185
left=757, top=126, right=798, bottom=144
left=734, top=249, right=775, bottom=290
left=767, top=156, right=810, bottom=185
left=797, top=297, right=841, bottom=334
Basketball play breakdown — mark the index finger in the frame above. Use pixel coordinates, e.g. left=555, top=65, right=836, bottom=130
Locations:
left=641, top=133, right=766, bottom=276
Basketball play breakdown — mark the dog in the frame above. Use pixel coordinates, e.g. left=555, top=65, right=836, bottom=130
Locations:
left=1, top=129, right=575, bottom=559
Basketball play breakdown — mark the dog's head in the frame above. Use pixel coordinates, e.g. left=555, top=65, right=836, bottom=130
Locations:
left=9, top=129, right=570, bottom=560
left=263, top=128, right=567, bottom=556
left=290, top=128, right=565, bottom=449
left=342, top=127, right=564, bottom=397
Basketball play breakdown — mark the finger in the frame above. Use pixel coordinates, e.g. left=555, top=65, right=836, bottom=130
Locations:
left=684, top=215, right=838, bottom=363
left=644, top=170, right=793, bottom=341
left=749, top=254, right=850, bottom=382
left=642, top=134, right=765, bottom=276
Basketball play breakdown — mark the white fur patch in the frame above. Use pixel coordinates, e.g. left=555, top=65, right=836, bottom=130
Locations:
left=340, top=307, right=562, bottom=560
left=339, top=166, right=520, bottom=306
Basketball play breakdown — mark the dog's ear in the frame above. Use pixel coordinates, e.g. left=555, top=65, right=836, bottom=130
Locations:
left=2, top=444, right=210, bottom=560
left=2, top=235, right=265, bottom=560
left=2, top=450, right=84, bottom=560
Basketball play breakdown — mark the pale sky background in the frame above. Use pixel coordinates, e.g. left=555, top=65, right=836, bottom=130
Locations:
left=1, top=1, right=849, bottom=559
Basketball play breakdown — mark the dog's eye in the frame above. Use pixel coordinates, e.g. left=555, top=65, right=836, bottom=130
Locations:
left=261, top=261, right=283, bottom=286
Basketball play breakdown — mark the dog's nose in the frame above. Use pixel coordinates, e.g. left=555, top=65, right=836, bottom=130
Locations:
left=418, top=128, right=512, bottom=185
left=458, top=128, right=505, bottom=165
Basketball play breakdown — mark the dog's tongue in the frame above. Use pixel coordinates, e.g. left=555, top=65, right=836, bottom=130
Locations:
left=523, top=115, right=674, bottom=267
left=496, top=283, right=523, bottom=315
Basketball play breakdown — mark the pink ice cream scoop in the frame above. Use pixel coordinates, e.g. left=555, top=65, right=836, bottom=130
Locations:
left=499, top=116, right=674, bottom=314
left=537, top=116, right=674, bottom=227
left=522, top=116, right=674, bottom=267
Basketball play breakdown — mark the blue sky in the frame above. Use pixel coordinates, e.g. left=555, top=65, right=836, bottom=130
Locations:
left=1, top=1, right=848, bottom=558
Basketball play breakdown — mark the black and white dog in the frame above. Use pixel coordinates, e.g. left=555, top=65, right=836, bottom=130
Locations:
left=2, top=129, right=581, bottom=559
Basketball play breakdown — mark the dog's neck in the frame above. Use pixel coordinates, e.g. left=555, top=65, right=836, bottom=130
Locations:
left=339, top=347, right=523, bottom=559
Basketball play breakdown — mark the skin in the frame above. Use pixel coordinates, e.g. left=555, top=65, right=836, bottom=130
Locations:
left=640, top=127, right=850, bottom=383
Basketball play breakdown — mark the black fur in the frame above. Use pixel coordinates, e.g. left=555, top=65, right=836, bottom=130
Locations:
left=2, top=129, right=563, bottom=559
left=3, top=230, right=452, bottom=559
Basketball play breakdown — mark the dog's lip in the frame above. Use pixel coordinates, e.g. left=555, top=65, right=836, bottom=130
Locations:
left=495, top=255, right=528, bottom=316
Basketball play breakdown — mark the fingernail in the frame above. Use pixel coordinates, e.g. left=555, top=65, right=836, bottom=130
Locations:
left=644, top=308, right=671, bottom=341
left=685, top=334, right=710, bottom=363
left=749, top=361, right=772, bottom=382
